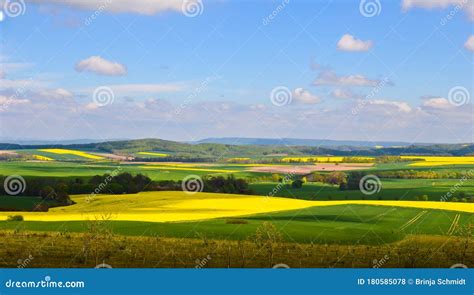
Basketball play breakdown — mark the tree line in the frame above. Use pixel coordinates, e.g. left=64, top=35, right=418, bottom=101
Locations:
left=0, top=173, right=254, bottom=205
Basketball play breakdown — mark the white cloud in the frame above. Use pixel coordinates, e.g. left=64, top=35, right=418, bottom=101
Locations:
left=313, top=70, right=385, bottom=87
left=75, top=56, right=127, bottom=76
left=0, top=95, right=30, bottom=106
left=369, top=99, right=412, bottom=113
left=38, top=88, right=74, bottom=99
left=402, top=0, right=474, bottom=21
left=292, top=88, right=321, bottom=104
left=0, top=78, right=44, bottom=90
left=28, top=0, right=188, bottom=15
left=331, top=89, right=357, bottom=99
left=0, top=62, right=34, bottom=75
left=106, top=83, right=184, bottom=94
left=2, top=95, right=472, bottom=143
left=464, top=35, right=474, bottom=51
left=337, top=34, right=373, bottom=52
left=421, top=97, right=453, bottom=109
left=78, top=83, right=184, bottom=98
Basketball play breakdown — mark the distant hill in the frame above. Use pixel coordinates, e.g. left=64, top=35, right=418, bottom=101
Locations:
left=0, top=138, right=126, bottom=145
left=194, top=137, right=423, bottom=148
left=0, top=138, right=472, bottom=157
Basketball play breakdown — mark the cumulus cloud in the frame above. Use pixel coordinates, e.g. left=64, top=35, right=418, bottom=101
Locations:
left=1, top=94, right=472, bottom=143
left=27, top=0, right=189, bottom=15
left=96, top=83, right=184, bottom=95
left=75, top=56, right=127, bottom=76
left=0, top=62, right=34, bottom=74
left=464, top=35, right=474, bottom=51
left=421, top=97, right=453, bottom=109
left=313, top=70, right=386, bottom=87
left=38, top=88, right=73, bottom=99
left=331, top=89, right=357, bottom=99
left=369, top=99, right=412, bottom=113
left=292, top=88, right=321, bottom=104
left=0, top=95, right=30, bottom=108
left=402, top=0, right=474, bottom=21
left=0, top=78, right=44, bottom=90
left=337, top=34, right=373, bottom=52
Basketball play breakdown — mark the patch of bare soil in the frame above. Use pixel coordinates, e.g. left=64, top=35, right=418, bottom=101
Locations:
left=0, top=150, right=18, bottom=156
left=248, top=163, right=373, bottom=174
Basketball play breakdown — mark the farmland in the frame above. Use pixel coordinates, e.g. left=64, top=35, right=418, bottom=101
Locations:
left=0, top=140, right=473, bottom=267
left=250, top=179, right=474, bottom=201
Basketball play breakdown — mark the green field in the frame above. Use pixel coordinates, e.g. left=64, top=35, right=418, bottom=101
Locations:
left=1, top=204, right=471, bottom=245
left=0, top=161, right=257, bottom=181
left=250, top=179, right=474, bottom=201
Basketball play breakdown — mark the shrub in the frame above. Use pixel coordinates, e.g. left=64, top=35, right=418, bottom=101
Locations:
left=291, top=179, right=303, bottom=189
left=7, top=215, right=23, bottom=221
left=416, top=195, right=429, bottom=201
left=226, top=219, right=248, bottom=224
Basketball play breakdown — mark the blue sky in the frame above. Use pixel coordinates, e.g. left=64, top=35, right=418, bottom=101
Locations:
left=0, top=0, right=473, bottom=143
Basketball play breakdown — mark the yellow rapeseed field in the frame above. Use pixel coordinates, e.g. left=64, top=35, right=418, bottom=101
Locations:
left=0, top=192, right=471, bottom=223
left=32, top=155, right=54, bottom=161
left=0, top=192, right=313, bottom=222
left=38, top=149, right=104, bottom=160
left=281, top=156, right=374, bottom=163
left=401, top=156, right=474, bottom=166
left=227, top=157, right=251, bottom=161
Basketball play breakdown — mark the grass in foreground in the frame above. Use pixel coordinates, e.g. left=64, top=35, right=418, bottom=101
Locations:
left=0, top=231, right=470, bottom=268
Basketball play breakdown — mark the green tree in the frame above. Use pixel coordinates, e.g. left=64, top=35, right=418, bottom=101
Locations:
left=291, top=179, right=303, bottom=189
left=271, top=174, right=281, bottom=182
